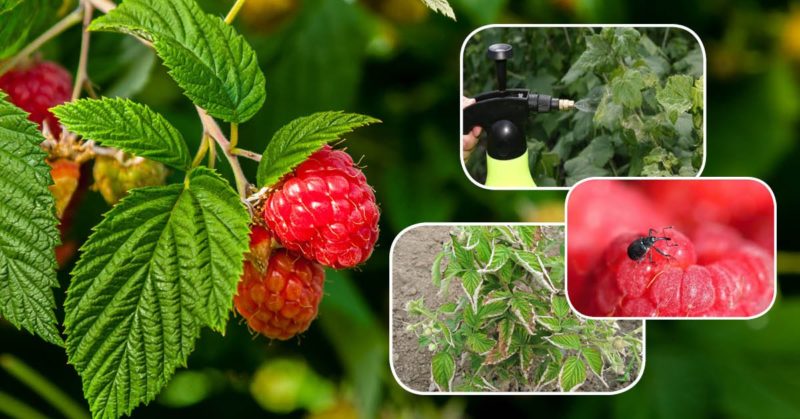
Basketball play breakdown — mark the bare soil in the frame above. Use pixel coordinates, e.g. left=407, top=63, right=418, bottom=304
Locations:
left=391, top=225, right=644, bottom=393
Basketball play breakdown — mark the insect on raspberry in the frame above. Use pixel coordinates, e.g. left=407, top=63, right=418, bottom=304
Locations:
left=627, top=227, right=680, bottom=263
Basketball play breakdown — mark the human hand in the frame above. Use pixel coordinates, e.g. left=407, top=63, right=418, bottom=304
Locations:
left=462, top=96, right=481, bottom=161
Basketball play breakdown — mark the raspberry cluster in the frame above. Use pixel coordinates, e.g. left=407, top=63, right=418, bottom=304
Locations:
left=235, top=146, right=379, bottom=339
left=568, top=180, right=774, bottom=317
left=0, top=60, right=72, bottom=137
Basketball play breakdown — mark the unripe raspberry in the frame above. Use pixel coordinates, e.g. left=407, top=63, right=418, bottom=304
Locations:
left=264, top=146, right=379, bottom=269
left=92, top=155, right=168, bottom=205
left=0, top=60, right=72, bottom=137
left=234, top=248, right=325, bottom=340
left=48, top=159, right=80, bottom=218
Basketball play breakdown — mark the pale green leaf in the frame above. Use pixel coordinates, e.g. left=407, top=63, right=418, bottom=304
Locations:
left=431, top=252, right=444, bottom=288
left=89, top=0, right=265, bottom=123
left=64, top=167, right=250, bottom=419
left=510, top=295, right=535, bottom=334
left=656, top=74, right=695, bottom=124
left=536, top=316, right=562, bottom=332
left=52, top=98, right=191, bottom=170
left=420, top=0, right=455, bottom=20
left=581, top=347, right=604, bottom=379
left=546, top=334, right=582, bottom=351
left=477, top=299, right=507, bottom=320
left=466, top=332, right=496, bottom=354
left=610, top=68, right=645, bottom=109
left=256, top=111, right=379, bottom=187
left=552, top=295, right=571, bottom=318
left=0, top=94, right=61, bottom=346
left=559, top=356, right=587, bottom=392
left=460, top=270, right=482, bottom=306
left=450, top=234, right=473, bottom=268
left=431, top=352, right=455, bottom=391
left=480, top=244, right=510, bottom=272
left=540, top=361, right=560, bottom=385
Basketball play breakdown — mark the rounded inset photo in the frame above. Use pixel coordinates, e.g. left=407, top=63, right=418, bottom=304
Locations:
left=566, top=178, right=776, bottom=319
left=460, top=25, right=706, bottom=189
left=390, top=224, right=645, bottom=394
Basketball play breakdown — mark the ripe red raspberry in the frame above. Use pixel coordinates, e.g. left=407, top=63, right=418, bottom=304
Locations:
left=234, top=247, right=325, bottom=340
left=576, top=226, right=773, bottom=317
left=0, top=60, right=72, bottom=137
left=263, top=146, right=379, bottom=269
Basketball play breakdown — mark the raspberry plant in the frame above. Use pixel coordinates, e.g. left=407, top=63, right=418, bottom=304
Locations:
left=464, top=27, right=704, bottom=186
left=405, top=226, right=642, bottom=392
left=0, top=0, right=380, bottom=418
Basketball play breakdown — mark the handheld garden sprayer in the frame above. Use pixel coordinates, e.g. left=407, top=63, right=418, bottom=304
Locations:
left=463, top=43, right=575, bottom=187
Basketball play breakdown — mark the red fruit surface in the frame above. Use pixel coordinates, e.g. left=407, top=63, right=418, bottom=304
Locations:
left=264, top=146, right=379, bottom=269
left=638, top=179, right=774, bottom=252
left=567, top=180, right=775, bottom=318
left=566, top=180, right=669, bottom=304
left=577, top=226, right=773, bottom=317
left=234, top=249, right=325, bottom=340
left=0, top=61, right=72, bottom=137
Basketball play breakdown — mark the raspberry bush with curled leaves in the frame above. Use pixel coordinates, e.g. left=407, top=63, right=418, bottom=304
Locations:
left=404, top=225, right=642, bottom=393
left=567, top=179, right=775, bottom=318
left=0, top=0, right=379, bottom=418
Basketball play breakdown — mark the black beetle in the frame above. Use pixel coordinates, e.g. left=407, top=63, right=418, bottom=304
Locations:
left=627, top=227, right=679, bottom=263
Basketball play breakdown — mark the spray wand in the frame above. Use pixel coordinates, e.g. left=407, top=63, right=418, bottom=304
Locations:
left=463, top=43, right=575, bottom=187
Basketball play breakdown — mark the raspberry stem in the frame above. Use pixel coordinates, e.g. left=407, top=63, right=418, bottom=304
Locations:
left=71, top=1, right=95, bottom=101
left=0, top=354, right=90, bottom=419
left=0, top=6, right=84, bottom=76
left=224, top=0, right=248, bottom=24
left=196, top=106, right=249, bottom=198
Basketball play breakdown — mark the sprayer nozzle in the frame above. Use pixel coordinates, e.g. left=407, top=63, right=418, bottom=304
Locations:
left=558, top=99, right=575, bottom=110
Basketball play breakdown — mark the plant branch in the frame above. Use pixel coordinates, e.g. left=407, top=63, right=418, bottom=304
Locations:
left=224, top=0, right=247, bottom=24
left=207, top=135, right=217, bottom=169
left=191, top=134, right=210, bottom=168
left=0, top=7, right=84, bottom=75
left=0, top=354, right=90, bottom=419
left=231, top=147, right=261, bottom=161
left=87, top=0, right=115, bottom=13
left=71, top=1, right=94, bottom=101
left=197, top=107, right=249, bottom=197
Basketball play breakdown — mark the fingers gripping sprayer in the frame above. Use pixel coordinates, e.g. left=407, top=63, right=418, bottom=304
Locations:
left=463, top=43, right=575, bottom=187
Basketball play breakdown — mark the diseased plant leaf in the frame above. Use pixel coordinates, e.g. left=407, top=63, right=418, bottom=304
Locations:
left=431, top=351, right=455, bottom=391
left=559, top=356, right=587, bottom=392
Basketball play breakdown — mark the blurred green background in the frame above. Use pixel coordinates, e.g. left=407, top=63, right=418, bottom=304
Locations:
left=2, top=0, right=800, bottom=418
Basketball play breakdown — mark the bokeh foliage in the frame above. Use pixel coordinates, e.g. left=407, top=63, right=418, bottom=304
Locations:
left=1, top=0, right=800, bottom=418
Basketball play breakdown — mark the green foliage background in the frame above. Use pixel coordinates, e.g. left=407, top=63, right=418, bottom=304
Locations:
left=1, top=0, right=800, bottom=418
left=463, top=27, right=704, bottom=186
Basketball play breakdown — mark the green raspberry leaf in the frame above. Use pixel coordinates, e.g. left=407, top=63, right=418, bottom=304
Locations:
left=256, top=111, right=379, bottom=188
left=559, top=356, right=587, bottom=392
left=0, top=0, right=59, bottom=59
left=65, top=167, right=249, bottom=419
left=0, top=93, right=61, bottom=347
left=53, top=98, right=191, bottom=171
left=656, top=74, right=695, bottom=124
left=420, top=0, right=456, bottom=20
left=545, top=334, right=582, bottom=351
left=431, top=351, right=455, bottom=391
left=89, top=0, right=265, bottom=123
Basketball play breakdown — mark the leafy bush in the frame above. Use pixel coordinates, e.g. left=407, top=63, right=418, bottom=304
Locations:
left=405, top=225, right=643, bottom=392
left=463, top=27, right=704, bottom=186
